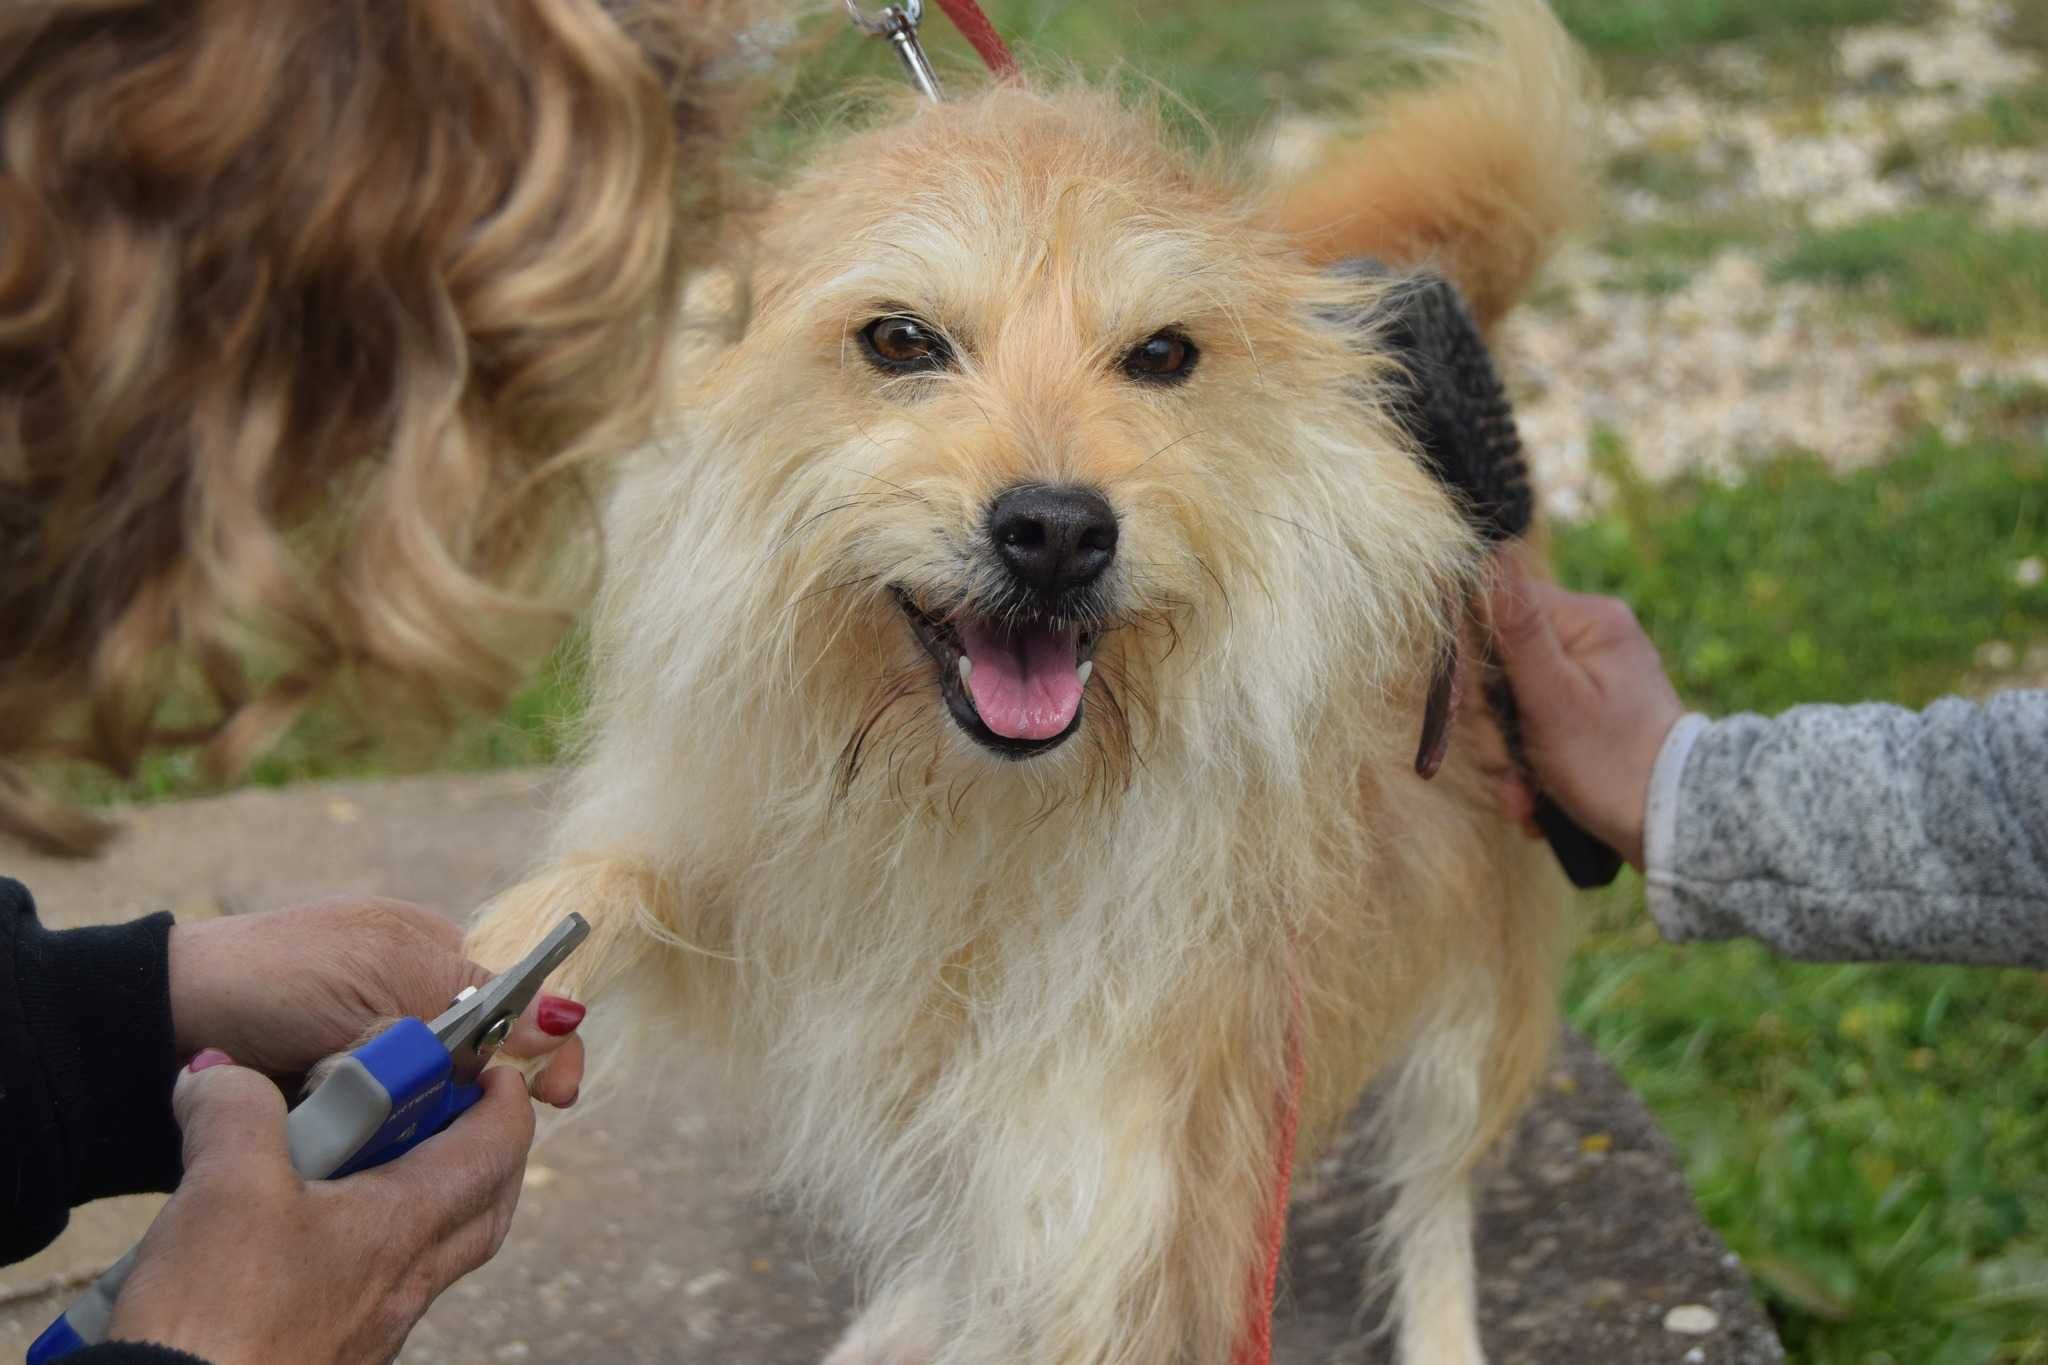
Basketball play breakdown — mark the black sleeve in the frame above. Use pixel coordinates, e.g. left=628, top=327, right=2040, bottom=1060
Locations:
left=1, top=877, right=184, bottom=1265
left=69, top=1347, right=210, bottom=1365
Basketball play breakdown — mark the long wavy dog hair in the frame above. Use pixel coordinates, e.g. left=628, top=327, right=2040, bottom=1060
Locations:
left=0, top=0, right=756, bottom=854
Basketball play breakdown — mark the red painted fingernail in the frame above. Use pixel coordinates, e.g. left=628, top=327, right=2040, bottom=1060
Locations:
left=188, top=1048, right=233, bottom=1073
left=535, top=995, right=585, bottom=1036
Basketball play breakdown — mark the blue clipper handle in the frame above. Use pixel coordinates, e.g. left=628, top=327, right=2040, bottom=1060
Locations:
left=324, top=1017, right=483, bottom=1177
left=24, top=1317, right=86, bottom=1365
left=28, top=1018, right=479, bottom=1361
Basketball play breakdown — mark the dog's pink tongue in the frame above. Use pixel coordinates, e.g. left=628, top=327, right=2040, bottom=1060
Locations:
left=961, top=619, right=1083, bottom=741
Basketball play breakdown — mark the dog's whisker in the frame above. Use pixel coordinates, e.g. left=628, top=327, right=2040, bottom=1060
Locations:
left=825, top=465, right=931, bottom=505
left=834, top=675, right=919, bottom=802
left=768, top=495, right=885, bottom=560
left=960, top=389, right=997, bottom=432
left=1128, top=429, right=1205, bottom=475
left=1182, top=276, right=1263, bottom=386
left=1184, top=552, right=1234, bottom=627
left=1249, top=508, right=1348, bottom=556
left=1020, top=787, right=1072, bottom=834
left=847, top=415, right=914, bottom=461
left=790, top=573, right=886, bottom=609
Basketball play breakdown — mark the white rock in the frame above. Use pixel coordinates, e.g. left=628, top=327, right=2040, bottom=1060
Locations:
left=1664, top=1303, right=1721, bottom=1335
left=2013, top=557, right=2044, bottom=588
left=1978, top=640, right=2018, bottom=671
left=686, top=1268, right=736, bottom=1297
left=1839, top=18, right=2037, bottom=90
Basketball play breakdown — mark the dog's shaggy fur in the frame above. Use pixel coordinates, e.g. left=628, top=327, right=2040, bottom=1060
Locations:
left=470, top=5, right=1591, bottom=1361
left=0, top=0, right=756, bottom=856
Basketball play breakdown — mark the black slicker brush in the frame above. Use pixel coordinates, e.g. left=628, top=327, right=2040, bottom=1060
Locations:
left=1341, top=261, right=1624, bottom=889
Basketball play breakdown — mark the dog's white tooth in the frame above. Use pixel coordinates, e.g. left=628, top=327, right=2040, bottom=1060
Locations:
left=1076, top=660, right=1093, bottom=688
left=958, top=656, right=973, bottom=685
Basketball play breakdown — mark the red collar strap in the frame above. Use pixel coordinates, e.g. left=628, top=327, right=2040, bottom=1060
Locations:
left=931, top=0, right=1018, bottom=77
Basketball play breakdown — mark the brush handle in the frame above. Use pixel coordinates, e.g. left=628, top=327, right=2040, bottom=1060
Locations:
left=1532, top=794, right=1625, bottom=889
left=1480, top=672, right=1624, bottom=889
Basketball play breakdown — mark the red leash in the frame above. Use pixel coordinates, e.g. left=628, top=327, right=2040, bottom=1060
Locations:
left=931, top=0, right=1019, bottom=78
left=1234, top=970, right=1307, bottom=1365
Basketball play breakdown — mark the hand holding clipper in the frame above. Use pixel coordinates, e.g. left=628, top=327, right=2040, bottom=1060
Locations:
left=29, top=915, right=589, bottom=1363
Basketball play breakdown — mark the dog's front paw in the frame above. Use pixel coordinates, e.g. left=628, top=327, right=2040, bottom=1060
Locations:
left=1396, top=1307, right=1486, bottom=1365
left=823, top=1281, right=943, bottom=1365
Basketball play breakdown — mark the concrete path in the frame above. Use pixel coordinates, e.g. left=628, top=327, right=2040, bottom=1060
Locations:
left=0, top=774, right=1782, bottom=1363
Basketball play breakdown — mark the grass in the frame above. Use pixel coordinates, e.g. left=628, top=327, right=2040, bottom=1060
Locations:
left=1594, top=210, right=1784, bottom=294
left=1568, top=907, right=2048, bottom=1364
left=1549, top=0, right=1930, bottom=93
left=1943, top=83, right=2048, bottom=151
left=54, top=642, right=588, bottom=810
left=1549, top=0, right=1917, bottom=55
left=2007, top=3, right=2048, bottom=59
left=1608, top=143, right=1742, bottom=205
left=1563, top=428, right=2048, bottom=709
left=1557, top=428, right=2048, bottom=1364
left=752, top=0, right=1436, bottom=164
left=1775, top=210, right=2048, bottom=341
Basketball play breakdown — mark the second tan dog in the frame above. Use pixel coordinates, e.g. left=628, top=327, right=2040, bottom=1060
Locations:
left=471, top=4, right=1590, bottom=1360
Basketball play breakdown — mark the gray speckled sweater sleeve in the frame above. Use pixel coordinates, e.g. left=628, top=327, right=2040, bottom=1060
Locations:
left=1642, top=692, right=2048, bottom=968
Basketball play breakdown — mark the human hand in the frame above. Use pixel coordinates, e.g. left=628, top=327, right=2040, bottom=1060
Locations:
left=168, top=899, right=584, bottom=1106
left=107, top=1052, right=535, bottom=1365
left=1486, top=548, right=1686, bottom=870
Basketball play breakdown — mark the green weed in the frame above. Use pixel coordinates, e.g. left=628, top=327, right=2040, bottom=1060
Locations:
left=1596, top=210, right=1783, bottom=294
left=56, top=638, right=589, bottom=809
left=1943, top=84, right=2048, bottom=150
left=1608, top=144, right=1733, bottom=204
left=1775, top=210, right=2048, bottom=341
left=1549, top=0, right=1919, bottom=57
left=1559, top=428, right=2048, bottom=710
left=755, top=0, right=1431, bottom=164
left=2006, top=4, right=2048, bottom=59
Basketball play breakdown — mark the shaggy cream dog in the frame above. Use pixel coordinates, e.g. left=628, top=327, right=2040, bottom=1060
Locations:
left=470, top=5, right=1590, bottom=1360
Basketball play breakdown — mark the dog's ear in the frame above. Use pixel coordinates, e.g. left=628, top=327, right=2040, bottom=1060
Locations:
left=1414, top=622, right=1465, bottom=780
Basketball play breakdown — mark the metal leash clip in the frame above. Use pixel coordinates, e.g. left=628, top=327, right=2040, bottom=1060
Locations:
left=846, top=0, right=944, bottom=102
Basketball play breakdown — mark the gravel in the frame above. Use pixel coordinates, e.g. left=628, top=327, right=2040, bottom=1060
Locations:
left=1273, top=0, right=2048, bottom=514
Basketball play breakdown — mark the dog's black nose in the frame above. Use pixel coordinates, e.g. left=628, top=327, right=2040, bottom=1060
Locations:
left=988, top=485, right=1119, bottom=594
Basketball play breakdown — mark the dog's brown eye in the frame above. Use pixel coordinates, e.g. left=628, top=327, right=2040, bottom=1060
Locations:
left=860, top=315, right=952, bottom=375
left=1122, top=329, right=1198, bottom=384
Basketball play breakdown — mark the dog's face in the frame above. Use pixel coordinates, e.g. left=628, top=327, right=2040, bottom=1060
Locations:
left=644, top=89, right=1476, bottom=809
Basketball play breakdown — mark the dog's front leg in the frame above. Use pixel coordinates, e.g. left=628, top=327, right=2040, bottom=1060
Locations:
left=1368, top=972, right=1529, bottom=1365
left=465, top=854, right=691, bottom=1006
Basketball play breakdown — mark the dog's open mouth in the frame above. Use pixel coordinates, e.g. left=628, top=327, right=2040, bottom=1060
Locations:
left=891, top=588, right=1098, bottom=758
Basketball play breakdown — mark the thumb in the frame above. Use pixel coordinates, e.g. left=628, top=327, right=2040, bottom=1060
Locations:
left=172, top=1052, right=294, bottom=1178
